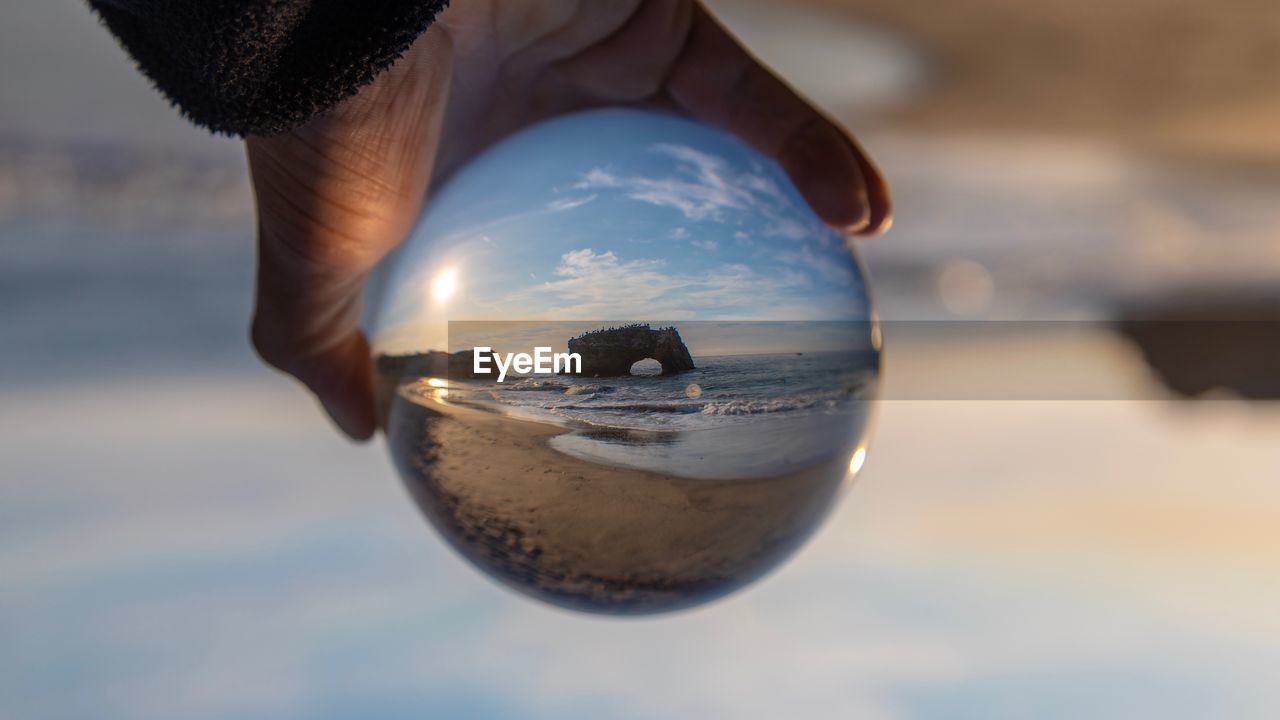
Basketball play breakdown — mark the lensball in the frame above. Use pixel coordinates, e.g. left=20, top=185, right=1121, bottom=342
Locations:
left=370, top=108, right=880, bottom=614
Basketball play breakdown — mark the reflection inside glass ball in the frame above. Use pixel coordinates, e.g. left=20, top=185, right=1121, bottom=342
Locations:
left=371, top=109, right=880, bottom=614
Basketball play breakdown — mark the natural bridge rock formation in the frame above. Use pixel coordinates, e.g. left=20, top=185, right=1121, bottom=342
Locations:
left=567, top=324, right=695, bottom=377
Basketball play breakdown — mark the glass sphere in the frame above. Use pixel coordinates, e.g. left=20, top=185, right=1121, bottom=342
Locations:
left=371, top=108, right=879, bottom=614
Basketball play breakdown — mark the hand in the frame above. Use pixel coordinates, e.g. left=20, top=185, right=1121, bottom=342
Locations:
left=246, top=0, right=892, bottom=440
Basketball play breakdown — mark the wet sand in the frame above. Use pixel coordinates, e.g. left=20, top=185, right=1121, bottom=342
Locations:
left=385, top=386, right=855, bottom=614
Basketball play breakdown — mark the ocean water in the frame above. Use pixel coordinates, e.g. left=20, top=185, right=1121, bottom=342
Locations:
left=471, top=352, right=877, bottom=430
left=439, top=352, right=879, bottom=479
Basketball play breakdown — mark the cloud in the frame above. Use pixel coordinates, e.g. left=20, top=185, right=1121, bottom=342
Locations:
left=546, top=194, right=598, bottom=212
left=519, top=248, right=689, bottom=318
left=575, top=143, right=824, bottom=241
left=507, top=247, right=859, bottom=321
left=691, top=238, right=719, bottom=251
left=555, top=248, right=625, bottom=276
left=776, top=244, right=858, bottom=286
left=576, top=144, right=758, bottom=222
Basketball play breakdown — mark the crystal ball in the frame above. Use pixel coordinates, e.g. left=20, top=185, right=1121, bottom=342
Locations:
left=371, top=108, right=880, bottom=614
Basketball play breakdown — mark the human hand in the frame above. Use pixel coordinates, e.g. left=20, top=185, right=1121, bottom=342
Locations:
left=246, top=0, right=892, bottom=440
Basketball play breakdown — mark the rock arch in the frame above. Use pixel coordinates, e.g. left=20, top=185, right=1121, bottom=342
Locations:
left=567, top=324, right=695, bottom=377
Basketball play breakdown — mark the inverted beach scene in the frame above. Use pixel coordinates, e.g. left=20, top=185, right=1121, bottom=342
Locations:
left=369, top=109, right=879, bottom=612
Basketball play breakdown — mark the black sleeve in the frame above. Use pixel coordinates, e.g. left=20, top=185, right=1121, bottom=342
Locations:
left=87, top=0, right=451, bottom=137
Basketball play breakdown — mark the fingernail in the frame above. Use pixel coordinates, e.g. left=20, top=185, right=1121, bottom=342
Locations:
left=847, top=219, right=885, bottom=238
left=847, top=200, right=892, bottom=238
left=842, top=214, right=872, bottom=235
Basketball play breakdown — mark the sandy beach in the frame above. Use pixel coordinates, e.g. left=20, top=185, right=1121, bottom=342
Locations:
left=385, top=385, right=856, bottom=614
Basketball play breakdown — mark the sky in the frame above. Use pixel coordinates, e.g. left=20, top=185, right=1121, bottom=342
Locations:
left=369, top=109, right=873, bottom=355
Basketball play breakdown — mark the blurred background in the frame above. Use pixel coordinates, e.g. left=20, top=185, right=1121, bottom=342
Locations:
left=2, top=0, right=1279, bottom=718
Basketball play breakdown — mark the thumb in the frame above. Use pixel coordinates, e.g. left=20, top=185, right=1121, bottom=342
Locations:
left=246, top=28, right=454, bottom=439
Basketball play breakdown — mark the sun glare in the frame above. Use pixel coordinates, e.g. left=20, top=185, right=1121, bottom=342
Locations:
left=431, top=269, right=458, bottom=303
